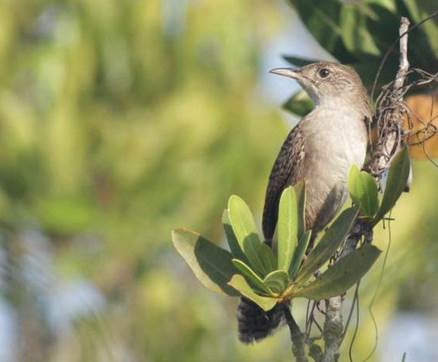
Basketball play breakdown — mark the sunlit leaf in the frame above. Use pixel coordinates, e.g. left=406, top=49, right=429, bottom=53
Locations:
left=277, top=187, right=298, bottom=272
left=228, top=195, right=266, bottom=275
left=293, top=244, right=381, bottom=300
left=374, top=147, right=411, bottom=223
left=228, top=274, right=277, bottom=311
left=263, top=270, right=290, bottom=294
left=348, top=165, right=379, bottom=218
left=289, top=230, right=312, bottom=279
left=232, top=259, right=272, bottom=295
left=222, top=209, right=247, bottom=262
left=295, top=207, right=359, bottom=284
left=172, top=228, right=238, bottom=296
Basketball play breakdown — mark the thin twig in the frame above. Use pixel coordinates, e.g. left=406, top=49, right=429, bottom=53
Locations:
left=370, top=10, right=438, bottom=101
left=367, top=17, right=410, bottom=179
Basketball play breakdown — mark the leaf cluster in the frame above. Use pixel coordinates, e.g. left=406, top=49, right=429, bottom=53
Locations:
left=284, top=0, right=438, bottom=116
left=172, top=146, right=410, bottom=310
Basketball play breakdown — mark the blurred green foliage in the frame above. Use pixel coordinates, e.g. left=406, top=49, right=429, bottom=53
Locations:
left=0, top=1, right=294, bottom=361
left=0, top=1, right=437, bottom=361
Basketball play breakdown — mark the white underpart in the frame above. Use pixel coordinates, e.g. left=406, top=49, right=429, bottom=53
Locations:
left=300, top=100, right=368, bottom=231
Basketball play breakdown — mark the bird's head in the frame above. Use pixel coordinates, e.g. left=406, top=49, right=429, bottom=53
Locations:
left=270, top=62, right=368, bottom=107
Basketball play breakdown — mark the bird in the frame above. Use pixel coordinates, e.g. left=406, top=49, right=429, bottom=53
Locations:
left=237, top=62, right=372, bottom=344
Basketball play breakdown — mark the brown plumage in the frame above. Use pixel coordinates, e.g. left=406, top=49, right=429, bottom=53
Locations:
left=262, top=125, right=305, bottom=245
left=238, top=62, right=371, bottom=344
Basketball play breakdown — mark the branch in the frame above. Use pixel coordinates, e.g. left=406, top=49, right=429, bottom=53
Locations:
left=283, top=304, right=308, bottom=362
left=368, top=17, right=410, bottom=179
left=321, top=297, right=343, bottom=362
left=394, top=17, right=410, bottom=91
left=320, top=17, right=410, bottom=362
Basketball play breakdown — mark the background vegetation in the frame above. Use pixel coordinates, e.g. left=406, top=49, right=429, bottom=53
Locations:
left=0, top=0, right=436, bottom=361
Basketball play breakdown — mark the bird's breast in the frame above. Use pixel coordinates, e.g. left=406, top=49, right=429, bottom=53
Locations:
left=300, top=108, right=368, bottom=231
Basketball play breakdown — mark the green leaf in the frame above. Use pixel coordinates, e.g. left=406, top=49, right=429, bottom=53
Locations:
left=232, top=259, right=272, bottom=295
left=225, top=208, right=274, bottom=273
left=348, top=165, right=379, bottom=218
left=259, top=243, right=276, bottom=273
left=374, top=147, right=410, bottom=223
left=295, top=207, right=359, bottom=285
left=289, top=230, right=312, bottom=279
left=403, top=0, right=438, bottom=58
left=293, top=244, right=381, bottom=300
left=289, top=0, right=437, bottom=86
left=339, top=5, right=380, bottom=57
left=283, top=90, right=313, bottom=117
left=172, top=228, right=239, bottom=296
left=227, top=195, right=266, bottom=275
left=282, top=55, right=321, bottom=67
left=295, top=181, right=307, bottom=238
left=277, top=187, right=299, bottom=272
left=353, top=58, right=396, bottom=89
left=222, top=209, right=247, bottom=262
left=228, top=274, right=277, bottom=311
left=289, top=0, right=357, bottom=64
left=263, top=270, right=290, bottom=295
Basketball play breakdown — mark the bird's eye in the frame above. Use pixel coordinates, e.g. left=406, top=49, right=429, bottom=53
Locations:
left=318, top=68, right=330, bottom=78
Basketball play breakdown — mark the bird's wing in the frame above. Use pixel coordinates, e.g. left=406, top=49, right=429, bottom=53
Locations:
left=262, top=125, right=305, bottom=242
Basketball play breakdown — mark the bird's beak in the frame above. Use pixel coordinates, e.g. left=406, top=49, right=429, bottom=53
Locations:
left=269, top=67, right=301, bottom=79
